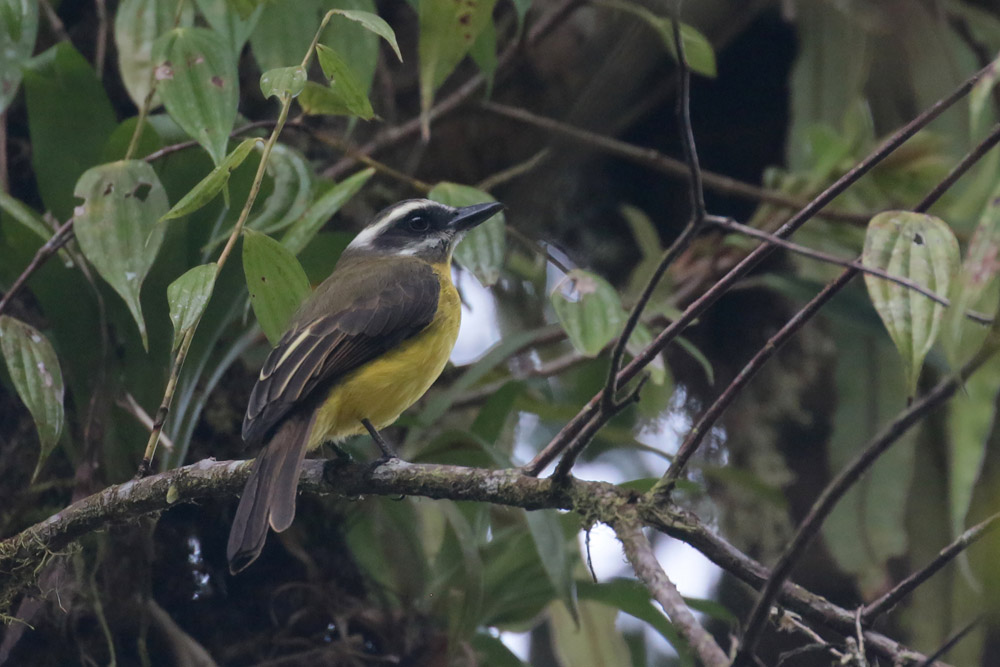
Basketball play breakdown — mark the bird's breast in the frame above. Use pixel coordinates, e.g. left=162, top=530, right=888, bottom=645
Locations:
left=308, top=262, right=461, bottom=447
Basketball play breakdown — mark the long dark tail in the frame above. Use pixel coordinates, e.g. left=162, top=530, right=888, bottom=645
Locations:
left=227, top=415, right=313, bottom=574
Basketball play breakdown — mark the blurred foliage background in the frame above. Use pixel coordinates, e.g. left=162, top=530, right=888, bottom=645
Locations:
left=3, top=0, right=1000, bottom=665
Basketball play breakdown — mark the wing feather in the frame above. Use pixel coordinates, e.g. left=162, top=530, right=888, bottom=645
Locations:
left=242, top=258, right=441, bottom=446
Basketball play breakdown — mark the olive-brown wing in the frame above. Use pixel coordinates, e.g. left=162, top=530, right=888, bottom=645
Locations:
left=242, top=259, right=441, bottom=447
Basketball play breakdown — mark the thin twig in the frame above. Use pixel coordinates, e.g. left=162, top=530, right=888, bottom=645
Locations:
left=505, top=224, right=573, bottom=275
left=523, top=61, right=995, bottom=478
left=862, top=511, right=1000, bottom=623
left=733, top=342, right=999, bottom=665
left=602, top=4, right=705, bottom=421
left=614, top=519, right=730, bottom=667
left=117, top=393, right=175, bottom=453
left=322, top=0, right=584, bottom=181
left=476, top=148, right=551, bottom=191
left=711, top=215, right=992, bottom=324
left=95, top=0, right=108, bottom=79
left=480, top=102, right=870, bottom=224
left=0, top=219, right=74, bottom=317
left=38, top=0, right=70, bottom=43
left=914, top=617, right=981, bottom=667
left=0, top=111, right=7, bottom=193
left=915, top=122, right=1000, bottom=213
left=309, top=127, right=432, bottom=193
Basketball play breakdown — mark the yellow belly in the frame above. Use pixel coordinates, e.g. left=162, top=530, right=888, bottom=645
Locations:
left=307, top=263, right=460, bottom=449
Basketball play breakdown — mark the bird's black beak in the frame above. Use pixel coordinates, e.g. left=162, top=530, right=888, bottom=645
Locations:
left=449, top=201, right=504, bottom=232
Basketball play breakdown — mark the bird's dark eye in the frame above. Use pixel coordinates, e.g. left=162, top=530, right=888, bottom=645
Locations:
left=407, top=214, right=430, bottom=232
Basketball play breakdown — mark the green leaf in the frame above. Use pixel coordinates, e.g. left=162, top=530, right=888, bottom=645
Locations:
left=469, top=18, right=497, bottom=95
left=470, top=634, right=526, bottom=667
left=226, top=0, right=265, bottom=20
left=194, top=0, right=262, bottom=55
left=72, top=160, right=169, bottom=349
left=23, top=42, right=117, bottom=220
left=297, top=80, right=353, bottom=117
left=315, top=43, right=375, bottom=119
left=577, top=579, right=690, bottom=655
left=281, top=167, right=375, bottom=255
left=0, top=316, right=64, bottom=480
left=167, top=263, right=217, bottom=352
left=154, top=27, right=239, bottom=165
left=942, top=191, right=1000, bottom=368
left=428, top=182, right=506, bottom=286
left=550, top=598, right=632, bottom=667
left=418, top=0, right=498, bottom=130
left=243, top=228, right=311, bottom=344
left=260, top=65, right=306, bottom=100
left=161, top=137, right=261, bottom=220
left=328, top=7, right=401, bottom=61
left=248, top=0, right=318, bottom=71
left=624, top=323, right=666, bottom=385
left=0, top=191, right=50, bottom=243
left=862, top=210, right=959, bottom=397
left=320, top=0, right=379, bottom=101
left=0, top=0, right=38, bottom=114
left=551, top=269, right=626, bottom=357
left=525, top=510, right=578, bottom=624
left=114, top=0, right=194, bottom=107
left=597, top=0, right=716, bottom=77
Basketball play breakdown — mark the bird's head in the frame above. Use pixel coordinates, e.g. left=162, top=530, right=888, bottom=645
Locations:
left=342, top=198, right=504, bottom=264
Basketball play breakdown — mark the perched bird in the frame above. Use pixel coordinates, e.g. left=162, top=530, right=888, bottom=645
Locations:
left=227, top=198, right=504, bottom=573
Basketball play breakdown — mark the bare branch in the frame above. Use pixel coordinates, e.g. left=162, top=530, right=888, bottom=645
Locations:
left=614, top=519, right=730, bottom=667
left=523, top=61, right=995, bottom=478
left=916, top=122, right=1000, bottom=213
left=862, top=511, right=1000, bottom=623
left=734, top=342, right=999, bottom=664
left=0, top=218, right=74, bottom=318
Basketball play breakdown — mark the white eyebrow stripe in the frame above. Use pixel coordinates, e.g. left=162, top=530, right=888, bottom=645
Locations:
left=346, top=200, right=431, bottom=250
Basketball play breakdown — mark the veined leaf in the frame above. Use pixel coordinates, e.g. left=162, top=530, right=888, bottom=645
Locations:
left=0, top=0, right=38, bottom=114
left=321, top=1, right=379, bottom=102
left=327, top=8, right=401, bottom=61
left=194, top=0, right=262, bottom=55
left=154, top=27, right=239, bottom=165
left=862, top=211, right=959, bottom=397
left=551, top=269, right=626, bottom=357
left=297, top=80, right=354, bottom=117
left=0, top=315, right=64, bottom=480
left=428, top=182, right=506, bottom=286
left=114, top=0, right=194, bottom=107
left=72, top=160, right=169, bottom=349
left=243, top=228, right=311, bottom=344
left=418, top=0, right=497, bottom=132
left=282, top=167, right=374, bottom=255
left=161, top=138, right=261, bottom=220
left=245, top=142, right=313, bottom=235
left=167, top=263, right=217, bottom=352
left=315, top=44, right=374, bottom=119
left=260, top=65, right=306, bottom=100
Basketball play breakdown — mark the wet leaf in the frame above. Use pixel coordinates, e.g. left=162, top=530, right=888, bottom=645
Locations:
left=282, top=167, right=374, bottom=255
left=0, top=316, right=64, bottom=480
left=862, top=210, right=959, bottom=397
left=418, top=0, right=498, bottom=131
left=551, top=269, right=626, bottom=357
left=72, top=160, right=169, bottom=349
left=260, top=65, right=306, bottom=100
left=114, top=0, right=194, bottom=107
left=315, top=44, right=374, bottom=119
left=153, top=27, right=239, bottom=165
left=243, top=228, right=311, bottom=344
left=167, top=263, right=217, bottom=352
left=428, top=182, right=505, bottom=286
left=0, top=0, right=38, bottom=114
left=161, top=137, right=261, bottom=220
left=597, top=0, right=716, bottom=77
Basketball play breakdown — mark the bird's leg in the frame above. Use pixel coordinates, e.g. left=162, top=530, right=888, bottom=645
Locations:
left=361, top=418, right=397, bottom=460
